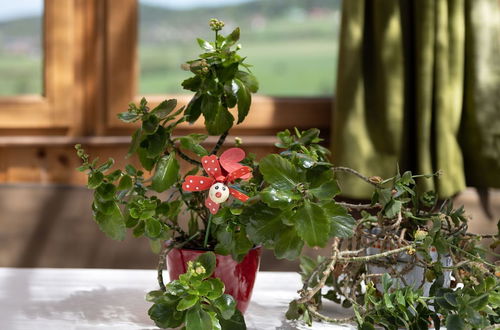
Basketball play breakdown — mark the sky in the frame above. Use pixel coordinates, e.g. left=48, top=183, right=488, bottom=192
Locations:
left=0, top=0, right=253, bottom=21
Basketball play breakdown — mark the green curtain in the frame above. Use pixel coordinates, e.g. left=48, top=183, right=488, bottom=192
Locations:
left=332, top=0, right=500, bottom=199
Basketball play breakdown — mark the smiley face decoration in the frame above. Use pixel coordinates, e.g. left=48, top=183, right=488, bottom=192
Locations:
left=181, top=148, right=252, bottom=214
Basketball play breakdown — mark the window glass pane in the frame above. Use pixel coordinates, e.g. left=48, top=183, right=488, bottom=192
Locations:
left=139, top=0, right=340, bottom=97
left=0, top=0, right=44, bottom=96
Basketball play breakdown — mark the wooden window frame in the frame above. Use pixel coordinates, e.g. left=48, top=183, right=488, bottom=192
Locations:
left=0, top=0, right=81, bottom=130
left=103, top=0, right=332, bottom=136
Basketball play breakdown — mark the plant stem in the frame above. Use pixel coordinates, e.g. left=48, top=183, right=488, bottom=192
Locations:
left=157, top=232, right=200, bottom=291
left=332, top=166, right=381, bottom=188
left=173, top=147, right=201, bottom=166
left=204, top=214, right=213, bottom=248
left=337, top=202, right=380, bottom=210
left=210, top=130, right=229, bottom=155
left=306, top=305, right=355, bottom=324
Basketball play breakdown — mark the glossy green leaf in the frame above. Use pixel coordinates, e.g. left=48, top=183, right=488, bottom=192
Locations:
left=185, top=93, right=203, bottom=123
left=204, top=278, right=225, bottom=300
left=117, top=111, right=139, bottom=123
left=218, top=309, right=247, bottom=330
left=142, top=114, right=159, bottom=135
left=274, top=226, right=304, bottom=260
left=446, top=315, right=465, bottom=330
left=235, top=71, right=259, bottom=93
left=214, top=294, right=236, bottom=320
left=151, top=153, right=179, bottom=193
left=310, top=180, right=340, bottom=200
left=259, top=154, right=303, bottom=190
left=117, top=175, right=133, bottom=191
left=151, top=99, right=177, bottom=119
left=292, top=201, right=330, bottom=247
left=205, top=106, right=234, bottom=136
left=185, top=305, right=212, bottom=330
left=182, top=75, right=202, bottom=92
left=145, top=218, right=162, bottom=239
left=197, top=38, right=214, bottom=51
left=235, top=78, right=251, bottom=124
left=225, top=27, right=240, bottom=47
left=176, top=295, right=199, bottom=311
left=137, top=147, right=156, bottom=171
left=243, top=203, right=284, bottom=245
left=195, top=252, right=216, bottom=278
left=321, top=201, right=355, bottom=238
left=93, top=201, right=125, bottom=241
left=148, top=300, right=185, bottom=329
left=179, top=134, right=208, bottom=157
left=88, top=171, right=104, bottom=189
left=127, top=128, right=142, bottom=157
left=144, top=126, right=168, bottom=158
left=260, top=186, right=301, bottom=209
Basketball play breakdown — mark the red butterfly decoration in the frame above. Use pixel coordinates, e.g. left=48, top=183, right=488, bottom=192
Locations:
left=182, top=148, right=252, bottom=214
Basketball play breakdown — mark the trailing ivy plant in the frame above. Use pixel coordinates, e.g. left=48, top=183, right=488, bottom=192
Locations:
left=285, top=169, right=500, bottom=329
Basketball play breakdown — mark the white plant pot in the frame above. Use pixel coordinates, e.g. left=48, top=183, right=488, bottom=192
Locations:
left=366, top=245, right=452, bottom=297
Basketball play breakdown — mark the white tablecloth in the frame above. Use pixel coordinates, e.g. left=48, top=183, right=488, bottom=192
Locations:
left=0, top=268, right=355, bottom=329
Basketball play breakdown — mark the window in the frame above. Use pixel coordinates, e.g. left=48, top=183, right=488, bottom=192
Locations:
left=0, top=1, right=44, bottom=96
left=138, top=0, right=340, bottom=97
left=0, top=0, right=79, bottom=129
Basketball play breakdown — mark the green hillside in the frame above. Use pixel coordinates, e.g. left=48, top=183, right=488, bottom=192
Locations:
left=0, top=0, right=341, bottom=97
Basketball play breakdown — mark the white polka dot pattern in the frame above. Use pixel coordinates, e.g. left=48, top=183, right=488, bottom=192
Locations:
left=229, top=187, right=249, bottom=202
left=205, top=197, right=220, bottom=214
left=201, top=155, right=222, bottom=178
left=182, top=175, right=214, bottom=192
left=226, top=166, right=252, bottom=183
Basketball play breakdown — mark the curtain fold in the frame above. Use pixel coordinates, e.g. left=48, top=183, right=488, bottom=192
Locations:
left=332, top=0, right=500, bottom=199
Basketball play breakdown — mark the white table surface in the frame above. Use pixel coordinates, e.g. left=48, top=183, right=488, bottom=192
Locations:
left=0, top=268, right=355, bottom=330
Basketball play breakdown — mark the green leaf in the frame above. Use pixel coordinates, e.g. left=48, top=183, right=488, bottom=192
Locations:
left=321, top=201, right=356, bottom=238
left=197, top=38, right=215, bottom=51
left=182, top=75, right=202, bottom=92
left=205, top=106, right=234, bottom=136
left=259, top=154, right=304, bottom=190
left=443, top=292, right=458, bottom=307
left=208, top=311, right=222, bottom=330
left=291, top=201, right=330, bottom=247
left=225, top=27, right=240, bottom=47
left=117, top=111, right=139, bottom=123
left=384, top=200, right=402, bottom=218
left=93, top=201, right=125, bottom=241
left=179, top=135, right=208, bottom=157
left=88, top=171, right=104, bottom=189
left=148, top=301, right=185, bottom=329
left=234, top=79, right=251, bottom=124
left=176, top=295, right=199, bottom=311
left=446, top=314, right=465, bottom=330
left=151, top=153, right=179, bottom=193
left=185, top=93, right=203, bottom=123
left=137, top=147, right=157, bottom=171
left=127, top=128, right=142, bottom=157
left=243, top=203, right=285, bottom=245
left=274, top=226, right=304, bottom=260
left=185, top=305, right=212, bottom=330
left=95, top=182, right=116, bottom=201
left=151, top=99, right=177, bottom=119
left=235, top=71, right=259, bottom=93
left=195, top=252, right=216, bottom=278
left=144, top=126, right=168, bottom=158
left=145, top=218, right=162, bottom=239
left=260, top=186, right=301, bottom=209
left=310, top=180, right=340, bottom=200
left=117, top=175, right=133, bottom=191
left=219, top=309, right=247, bottom=330
left=213, top=294, right=236, bottom=320
left=205, top=278, right=225, bottom=300
left=142, top=114, right=160, bottom=135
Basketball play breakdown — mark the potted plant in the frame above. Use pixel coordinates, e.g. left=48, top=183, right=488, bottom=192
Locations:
left=76, top=19, right=357, bottom=329
left=286, top=169, right=500, bottom=329
left=76, top=18, right=499, bottom=330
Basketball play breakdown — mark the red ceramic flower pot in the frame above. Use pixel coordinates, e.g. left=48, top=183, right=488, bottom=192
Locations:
left=166, top=247, right=261, bottom=314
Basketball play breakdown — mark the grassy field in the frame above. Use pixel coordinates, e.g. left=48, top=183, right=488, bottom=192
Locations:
left=139, top=11, right=340, bottom=96
left=0, top=1, right=340, bottom=97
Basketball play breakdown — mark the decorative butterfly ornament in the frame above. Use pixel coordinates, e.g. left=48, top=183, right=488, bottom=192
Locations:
left=181, top=148, right=252, bottom=214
